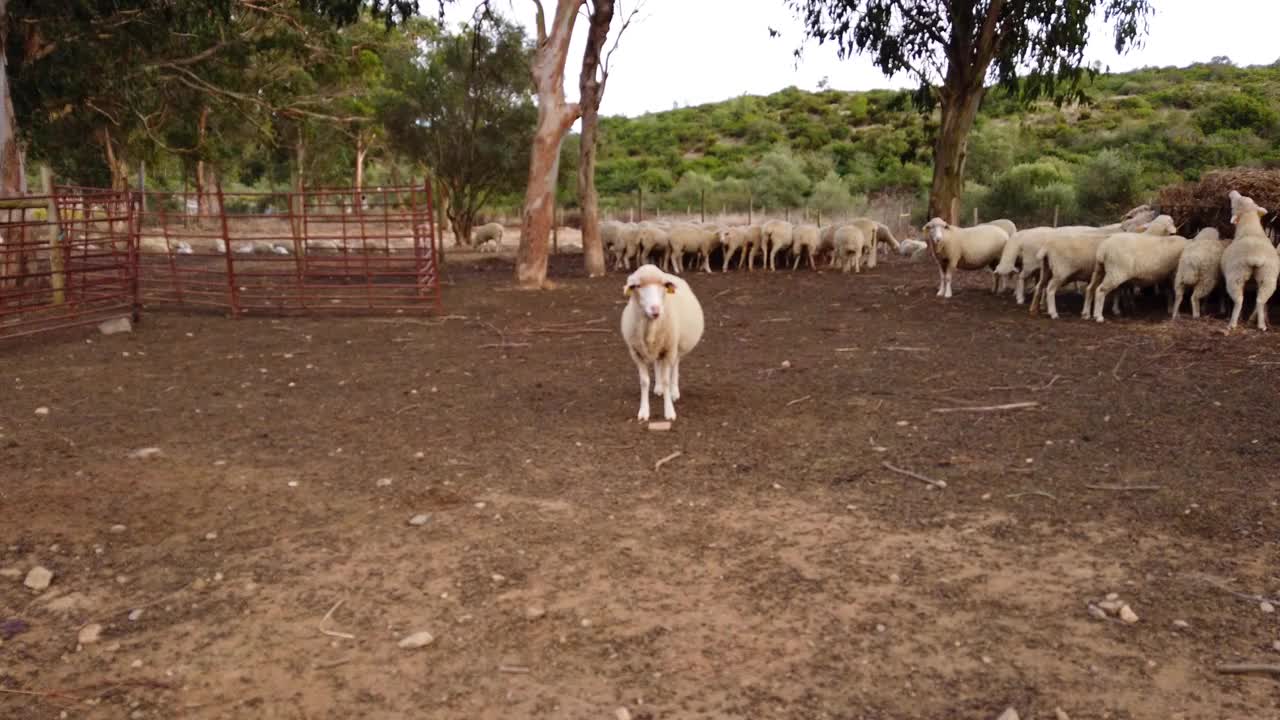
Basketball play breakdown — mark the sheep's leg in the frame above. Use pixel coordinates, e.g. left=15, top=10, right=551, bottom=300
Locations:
left=1015, top=273, right=1026, bottom=305
left=1190, top=286, right=1207, bottom=319
left=867, top=244, right=878, bottom=269
left=1255, top=275, right=1276, bottom=331
left=632, top=354, right=651, bottom=422
left=936, top=264, right=946, bottom=296
left=661, top=359, right=677, bottom=420
left=670, top=357, right=681, bottom=401
left=990, top=272, right=1000, bottom=294
left=808, top=247, right=817, bottom=270
left=701, top=249, right=712, bottom=274
left=745, top=244, right=755, bottom=271
left=722, top=246, right=736, bottom=272
left=769, top=246, right=781, bottom=272
left=1045, top=278, right=1063, bottom=319
left=1226, top=279, right=1246, bottom=331
left=1172, top=283, right=1186, bottom=320
left=791, top=248, right=802, bottom=271
left=653, top=357, right=668, bottom=397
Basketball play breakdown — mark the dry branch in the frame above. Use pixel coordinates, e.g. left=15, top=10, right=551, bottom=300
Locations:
left=318, top=599, right=355, bottom=640
left=931, top=402, right=1038, bottom=414
left=1084, top=484, right=1161, bottom=492
left=1215, top=663, right=1280, bottom=677
left=1006, top=491, right=1057, bottom=501
left=785, top=395, right=812, bottom=407
left=881, top=462, right=947, bottom=488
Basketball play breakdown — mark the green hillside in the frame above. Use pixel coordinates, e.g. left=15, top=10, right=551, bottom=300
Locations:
left=567, top=60, right=1280, bottom=226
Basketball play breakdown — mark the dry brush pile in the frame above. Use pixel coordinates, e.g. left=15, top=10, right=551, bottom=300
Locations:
left=1157, top=169, right=1280, bottom=239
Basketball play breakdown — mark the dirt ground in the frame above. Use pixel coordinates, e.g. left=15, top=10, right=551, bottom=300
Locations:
left=2, top=250, right=1279, bottom=720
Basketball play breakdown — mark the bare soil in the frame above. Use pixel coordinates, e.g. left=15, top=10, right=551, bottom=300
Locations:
left=2, top=252, right=1279, bottom=720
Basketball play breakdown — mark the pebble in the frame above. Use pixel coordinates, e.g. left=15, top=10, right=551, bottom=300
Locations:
left=128, top=447, right=162, bottom=460
left=398, top=631, right=435, bottom=649
left=1105, top=592, right=1119, bottom=601
left=525, top=605, right=546, bottom=620
left=34, top=406, right=50, bottom=416
left=109, top=524, right=128, bottom=534
left=615, top=709, right=633, bottom=720
left=874, top=624, right=886, bottom=634
left=128, top=609, right=145, bottom=622
left=0, top=567, right=22, bottom=579
left=130, top=659, right=143, bottom=668
left=580, top=618, right=593, bottom=628
left=889, top=573, right=901, bottom=584
left=78, top=623, right=103, bottom=645
left=1097, top=600, right=1124, bottom=614
left=408, top=514, right=431, bottom=526
left=204, top=532, right=218, bottom=541
left=376, top=478, right=393, bottom=487
left=1172, top=619, right=1189, bottom=628
left=996, top=709, right=1020, bottom=720
left=780, top=360, right=791, bottom=369
left=491, top=574, right=505, bottom=583
left=414, top=451, right=426, bottom=460
left=24, top=566, right=53, bottom=591
left=287, top=481, right=299, bottom=488
left=1261, top=601, right=1275, bottom=614
left=474, top=502, right=487, bottom=509
left=1086, top=604, right=1108, bottom=621
left=1119, top=605, right=1140, bottom=624
left=1054, top=709, right=1071, bottom=720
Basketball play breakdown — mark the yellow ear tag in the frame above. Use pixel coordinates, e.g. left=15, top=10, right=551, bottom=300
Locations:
left=623, top=286, right=633, bottom=297
left=665, top=284, right=676, bottom=294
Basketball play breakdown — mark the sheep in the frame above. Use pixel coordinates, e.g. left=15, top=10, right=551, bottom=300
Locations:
left=849, top=218, right=900, bottom=267
left=790, top=224, right=822, bottom=270
left=1087, top=214, right=1183, bottom=323
left=472, top=222, right=504, bottom=250
left=636, top=222, right=670, bottom=267
left=983, top=219, right=1018, bottom=238
left=717, top=226, right=747, bottom=271
left=833, top=225, right=870, bottom=273
left=818, top=224, right=839, bottom=266
left=666, top=223, right=719, bottom=273
left=920, top=218, right=1009, bottom=298
left=602, top=220, right=626, bottom=268
left=739, top=224, right=765, bottom=270
left=897, top=238, right=928, bottom=259
left=761, top=220, right=794, bottom=271
left=993, top=228, right=1058, bottom=305
left=1221, top=190, right=1279, bottom=331
left=1029, top=225, right=1142, bottom=319
left=1171, top=228, right=1226, bottom=320
left=620, top=263, right=705, bottom=422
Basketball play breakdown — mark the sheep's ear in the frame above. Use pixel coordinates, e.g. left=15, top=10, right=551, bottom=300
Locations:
left=1258, top=207, right=1268, bottom=217
left=623, top=284, right=634, bottom=297
left=664, top=281, right=676, bottom=294
left=1230, top=213, right=1239, bottom=225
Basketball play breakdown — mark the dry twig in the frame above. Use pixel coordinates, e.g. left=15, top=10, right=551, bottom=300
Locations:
left=881, top=462, right=947, bottom=488
left=318, top=599, right=355, bottom=640
left=1006, top=491, right=1057, bottom=501
left=785, top=395, right=812, bottom=407
left=653, top=451, right=683, bottom=472
left=1216, top=663, right=1280, bottom=677
left=1084, top=484, right=1161, bottom=492
left=1112, top=348, right=1129, bottom=381
left=931, top=401, right=1038, bottom=414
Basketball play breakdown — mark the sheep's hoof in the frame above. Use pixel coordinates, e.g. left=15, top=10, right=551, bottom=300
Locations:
left=653, top=385, right=666, bottom=397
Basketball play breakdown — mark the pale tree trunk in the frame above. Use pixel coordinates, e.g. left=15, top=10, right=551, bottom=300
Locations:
left=515, top=0, right=584, bottom=289
left=354, top=131, right=369, bottom=194
left=927, top=88, right=984, bottom=225
left=196, top=107, right=210, bottom=215
left=100, top=127, right=128, bottom=191
left=0, top=0, right=23, bottom=196
left=576, top=0, right=614, bottom=278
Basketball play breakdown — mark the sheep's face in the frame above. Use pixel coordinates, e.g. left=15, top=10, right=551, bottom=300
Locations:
left=922, top=218, right=948, bottom=243
left=1229, top=191, right=1267, bottom=225
left=1138, top=215, right=1177, bottom=236
left=624, top=265, right=676, bottom=321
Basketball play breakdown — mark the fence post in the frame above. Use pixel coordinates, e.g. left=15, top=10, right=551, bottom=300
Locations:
left=748, top=192, right=753, bottom=225
left=637, top=187, right=644, bottom=222
left=215, top=180, right=239, bottom=316
left=700, top=189, right=705, bottom=223
left=1053, top=205, right=1059, bottom=228
left=785, top=207, right=790, bottom=223
left=41, top=165, right=64, bottom=305
left=973, top=206, right=978, bottom=225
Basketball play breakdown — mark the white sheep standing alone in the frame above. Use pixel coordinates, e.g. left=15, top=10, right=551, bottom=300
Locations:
left=471, top=222, right=504, bottom=251
left=1221, top=190, right=1279, bottom=331
left=1087, top=214, right=1182, bottom=323
left=921, top=218, right=1009, bottom=298
left=1171, top=227, right=1226, bottom=320
left=619, top=264, right=705, bottom=421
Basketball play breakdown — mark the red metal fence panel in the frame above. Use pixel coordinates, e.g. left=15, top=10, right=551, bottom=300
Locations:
left=0, top=188, right=137, bottom=340
left=1, top=181, right=440, bottom=342
left=134, top=183, right=440, bottom=316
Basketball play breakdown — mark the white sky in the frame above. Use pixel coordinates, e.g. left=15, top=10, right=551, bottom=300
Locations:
left=439, top=1, right=1280, bottom=120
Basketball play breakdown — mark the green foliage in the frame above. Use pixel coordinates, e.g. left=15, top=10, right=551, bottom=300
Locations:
left=1074, top=150, right=1143, bottom=223
left=985, top=159, right=1076, bottom=224
left=810, top=171, right=859, bottom=214
left=1197, top=93, right=1280, bottom=136
left=752, top=147, right=811, bottom=208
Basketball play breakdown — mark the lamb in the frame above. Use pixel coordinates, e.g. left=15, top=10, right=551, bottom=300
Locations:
left=761, top=220, right=794, bottom=271
left=619, top=264, right=705, bottom=422
left=790, top=224, right=822, bottom=270
left=833, top=225, right=870, bottom=273
left=1087, top=214, right=1183, bottom=323
left=1171, top=228, right=1226, bottom=320
left=471, top=222, right=504, bottom=250
left=1220, top=190, right=1279, bottom=331
left=920, top=218, right=1009, bottom=298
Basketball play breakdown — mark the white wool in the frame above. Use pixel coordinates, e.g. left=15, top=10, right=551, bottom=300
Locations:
left=619, top=264, right=705, bottom=422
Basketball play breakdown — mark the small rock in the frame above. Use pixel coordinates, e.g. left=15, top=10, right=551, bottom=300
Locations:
left=1261, top=601, right=1275, bottom=614
left=874, top=624, right=886, bottom=633
left=1105, top=592, right=1119, bottom=601
left=1119, top=605, right=1139, bottom=624
left=109, top=524, right=127, bottom=534
left=980, top=655, right=992, bottom=665
left=398, top=631, right=435, bottom=649
left=128, top=609, right=144, bottom=622
left=1097, top=600, right=1124, bottom=614
left=287, top=481, right=299, bottom=488
left=78, top=623, right=103, bottom=644
left=414, top=451, right=426, bottom=460
left=1172, top=619, right=1189, bottom=629
left=615, top=709, right=633, bottom=720
left=213, top=572, right=223, bottom=582
left=130, top=659, right=143, bottom=668
left=34, top=406, right=50, bottom=417
left=491, top=574, right=505, bottom=583
left=0, top=567, right=21, bottom=579
left=24, top=566, right=53, bottom=591
left=408, top=514, right=431, bottom=526
left=376, top=477, right=393, bottom=487
left=204, top=532, right=218, bottom=541
left=647, top=421, right=672, bottom=432
left=525, top=605, right=546, bottom=620
left=474, top=502, right=487, bottom=509
left=1086, top=604, right=1108, bottom=621
left=995, top=709, right=1020, bottom=720
left=98, top=317, right=133, bottom=335
left=128, top=447, right=162, bottom=460
left=1054, top=709, right=1071, bottom=720
left=115, top=575, right=128, bottom=585
left=888, top=573, right=901, bottom=584
left=780, top=360, right=791, bottom=369
left=580, top=618, right=593, bottom=628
